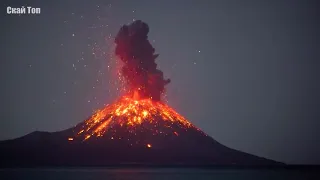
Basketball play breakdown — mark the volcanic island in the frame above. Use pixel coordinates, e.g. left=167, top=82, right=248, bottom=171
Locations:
left=0, top=20, right=283, bottom=167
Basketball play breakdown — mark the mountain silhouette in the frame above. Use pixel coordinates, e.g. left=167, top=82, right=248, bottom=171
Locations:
left=0, top=97, right=283, bottom=167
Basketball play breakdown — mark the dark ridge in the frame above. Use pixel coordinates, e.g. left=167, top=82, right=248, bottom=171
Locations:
left=0, top=120, right=284, bottom=167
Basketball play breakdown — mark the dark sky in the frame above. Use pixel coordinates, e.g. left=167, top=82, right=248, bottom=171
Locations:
left=1, top=0, right=320, bottom=164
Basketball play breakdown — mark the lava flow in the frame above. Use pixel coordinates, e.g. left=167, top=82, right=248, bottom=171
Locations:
left=73, top=94, right=197, bottom=141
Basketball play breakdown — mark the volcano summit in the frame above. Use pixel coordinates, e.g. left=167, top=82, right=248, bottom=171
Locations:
left=0, top=20, right=282, bottom=167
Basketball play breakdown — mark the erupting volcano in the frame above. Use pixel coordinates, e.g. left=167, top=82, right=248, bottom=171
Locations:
left=71, top=20, right=196, bottom=143
left=0, top=20, right=283, bottom=167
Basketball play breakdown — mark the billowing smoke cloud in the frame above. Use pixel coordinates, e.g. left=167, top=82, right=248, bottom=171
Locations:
left=114, top=20, right=170, bottom=101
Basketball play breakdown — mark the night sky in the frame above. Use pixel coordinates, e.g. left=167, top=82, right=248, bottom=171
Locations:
left=1, top=0, right=320, bottom=164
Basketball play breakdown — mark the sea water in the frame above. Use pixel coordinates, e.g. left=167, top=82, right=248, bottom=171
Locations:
left=0, top=168, right=316, bottom=180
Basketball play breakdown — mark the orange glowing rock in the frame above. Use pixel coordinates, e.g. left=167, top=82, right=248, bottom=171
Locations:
left=147, top=144, right=152, bottom=148
left=84, top=135, right=91, bottom=140
left=73, top=95, right=195, bottom=141
left=68, top=137, right=73, bottom=141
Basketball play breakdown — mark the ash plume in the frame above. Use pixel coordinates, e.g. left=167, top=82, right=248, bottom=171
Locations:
left=114, top=20, right=170, bottom=101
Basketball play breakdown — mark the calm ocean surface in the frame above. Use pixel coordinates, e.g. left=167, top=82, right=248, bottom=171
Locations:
left=0, top=168, right=317, bottom=180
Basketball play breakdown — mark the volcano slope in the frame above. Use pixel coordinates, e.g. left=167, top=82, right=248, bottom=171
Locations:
left=0, top=96, right=283, bottom=167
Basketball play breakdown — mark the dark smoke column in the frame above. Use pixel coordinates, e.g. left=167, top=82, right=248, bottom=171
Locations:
left=114, top=20, right=170, bottom=101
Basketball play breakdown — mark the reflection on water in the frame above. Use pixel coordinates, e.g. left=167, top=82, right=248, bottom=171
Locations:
left=0, top=168, right=316, bottom=180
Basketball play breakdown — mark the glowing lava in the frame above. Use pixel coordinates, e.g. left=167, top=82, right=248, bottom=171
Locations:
left=73, top=94, right=196, bottom=141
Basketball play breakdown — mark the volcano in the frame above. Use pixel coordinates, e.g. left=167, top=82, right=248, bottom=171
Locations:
left=0, top=20, right=283, bottom=167
left=0, top=96, right=282, bottom=167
